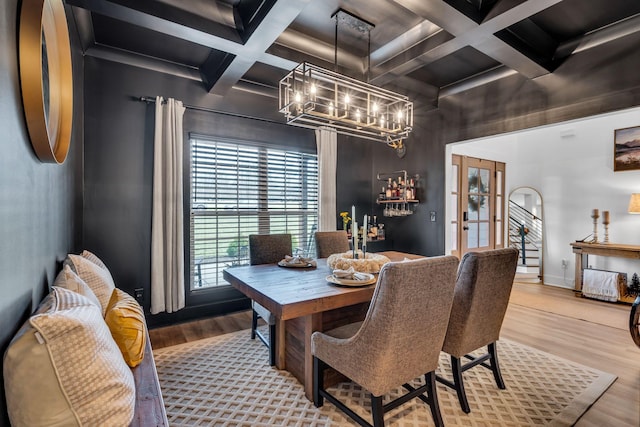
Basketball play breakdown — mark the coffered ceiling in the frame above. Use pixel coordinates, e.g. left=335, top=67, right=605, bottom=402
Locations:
left=67, top=0, right=640, bottom=107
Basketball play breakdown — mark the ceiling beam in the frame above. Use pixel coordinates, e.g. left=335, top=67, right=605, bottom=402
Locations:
left=377, top=0, right=563, bottom=84
left=439, top=11, right=640, bottom=97
left=66, top=0, right=243, bottom=51
left=65, top=0, right=301, bottom=77
left=204, top=0, right=311, bottom=96
left=83, top=44, right=277, bottom=98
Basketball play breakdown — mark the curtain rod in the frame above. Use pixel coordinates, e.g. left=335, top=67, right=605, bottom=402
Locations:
left=137, top=96, right=282, bottom=125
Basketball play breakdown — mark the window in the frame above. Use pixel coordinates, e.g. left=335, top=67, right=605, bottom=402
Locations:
left=189, top=136, right=318, bottom=290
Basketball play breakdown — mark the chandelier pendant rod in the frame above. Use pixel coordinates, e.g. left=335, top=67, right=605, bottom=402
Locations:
left=334, top=14, right=338, bottom=73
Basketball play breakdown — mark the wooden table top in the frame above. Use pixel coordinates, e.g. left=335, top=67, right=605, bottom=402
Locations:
left=222, top=251, right=423, bottom=321
left=570, top=242, right=640, bottom=258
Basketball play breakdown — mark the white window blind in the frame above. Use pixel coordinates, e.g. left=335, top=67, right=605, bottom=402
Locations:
left=190, top=136, right=318, bottom=289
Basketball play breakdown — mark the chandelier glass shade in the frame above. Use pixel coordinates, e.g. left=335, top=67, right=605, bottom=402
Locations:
left=279, top=62, right=413, bottom=147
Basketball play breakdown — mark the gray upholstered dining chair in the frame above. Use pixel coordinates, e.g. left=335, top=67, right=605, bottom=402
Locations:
left=312, top=256, right=459, bottom=427
left=439, top=247, right=519, bottom=413
left=314, top=230, right=350, bottom=258
left=248, top=233, right=292, bottom=366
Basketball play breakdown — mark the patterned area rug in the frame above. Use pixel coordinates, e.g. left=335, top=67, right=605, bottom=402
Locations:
left=153, top=330, right=615, bottom=426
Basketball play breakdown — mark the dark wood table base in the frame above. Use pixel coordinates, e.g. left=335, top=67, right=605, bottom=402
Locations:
left=284, top=303, right=370, bottom=399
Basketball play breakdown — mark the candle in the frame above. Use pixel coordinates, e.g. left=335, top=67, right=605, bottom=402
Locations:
left=592, top=209, right=599, bottom=218
left=351, top=205, right=356, bottom=241
left=362, top=215, right=367, bottom=255
left=603, top=210, right=610, bottom=223
left=353, top=222, right=358, bottom=255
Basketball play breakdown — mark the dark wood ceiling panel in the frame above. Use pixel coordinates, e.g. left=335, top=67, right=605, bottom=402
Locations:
left=407, top=46, right=501, bottom=88
left=242, top=62, right=287, bottom=87
left=528, top=0, right=640, bottom=41
left=94, top=0, right=243, bottom=42
left=287, top=0, right=424, bottom=55
left=236, top=0, right=278, bottom=40
left=92, top=14, right=212, bottom=67
left=69, top=0, right=640, bottom=107
left=443, top=0, right=500, bottom=24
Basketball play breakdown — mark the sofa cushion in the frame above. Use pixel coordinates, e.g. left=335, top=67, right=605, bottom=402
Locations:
left=105, top=288, right=147, bottom=368
left=3, top=287, right=135, bottom=426
left=52, top=264, right=101, bottom=309
left=65, top=254, right=116, bottom=316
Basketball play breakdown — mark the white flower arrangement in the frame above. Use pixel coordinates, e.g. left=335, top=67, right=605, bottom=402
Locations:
left=327, top=251, right=391, bottom=274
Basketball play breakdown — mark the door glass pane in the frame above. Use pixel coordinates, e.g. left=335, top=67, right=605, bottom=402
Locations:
left=479, top=196, right=489, bottom=220
left=451, top=165, right=458, bottom=190
left=496, top=195, right=502, bottom=220
left=451, top=195, right=458, bottom=220
left=467, top=223, right=478, bottom=249
left=479, top=168, right=490, bottom=193
left=496, top=221, right=502, bottom=245
left=451, top=224, right=457, bottom=251
left=468, top=168, right=478, bottom=193
left=468, top=196, right=479, bottom=220
left=479, top=223, right=489, bottom=247
left=496, top=171, right=503, bottom=195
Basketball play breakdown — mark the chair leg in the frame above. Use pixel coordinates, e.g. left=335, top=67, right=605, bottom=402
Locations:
left=451, top=355, right=470, bottom=414
left=488, top=342, right=506, bottom=390
left=268, top=323, right=276, bottom=366
left=251, top=309, right=258, bottom=340
left=425, top=371, right=444, bottom=427
left=370, top=395, right=384, bottom=427
left=312, top=357, right=324, bottom=407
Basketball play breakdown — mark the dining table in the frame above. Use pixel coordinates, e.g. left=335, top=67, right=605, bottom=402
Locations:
left=222, top=250, right=424, bottom=400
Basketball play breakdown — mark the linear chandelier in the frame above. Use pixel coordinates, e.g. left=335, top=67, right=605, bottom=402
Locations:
left=278, top=10, right=414, bottom=155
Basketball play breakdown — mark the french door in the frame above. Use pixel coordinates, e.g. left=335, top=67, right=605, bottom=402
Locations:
left=451, top=155, right=505, bottom=258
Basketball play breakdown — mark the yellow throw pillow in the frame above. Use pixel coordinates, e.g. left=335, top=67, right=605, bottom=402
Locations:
left=4, top=287, right=135, bottom=426
left=105, top=288, right=147, bottom=368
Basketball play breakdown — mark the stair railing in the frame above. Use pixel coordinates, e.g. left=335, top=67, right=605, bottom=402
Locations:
left=508, top=201, right=542, bottom=265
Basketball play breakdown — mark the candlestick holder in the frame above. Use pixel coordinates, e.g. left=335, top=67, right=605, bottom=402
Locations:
left=591, top=212, right=599, bottom=243
left=602, top=219, right=610, bottom=244
left=352, top=235, right=358, bottom=259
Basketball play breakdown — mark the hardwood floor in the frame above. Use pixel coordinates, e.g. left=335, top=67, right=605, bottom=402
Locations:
left=149, top=310, right=253, bottom=349
left=148, top=282, right=640, bottom=426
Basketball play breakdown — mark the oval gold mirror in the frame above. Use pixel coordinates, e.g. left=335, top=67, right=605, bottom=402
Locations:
left=19, top=0, right=73, bottom=164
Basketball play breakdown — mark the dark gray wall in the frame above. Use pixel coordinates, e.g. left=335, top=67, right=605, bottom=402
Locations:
left=335, top=114, right=447, bottom=258
left=0, top=2, right=83, bottom=425
left=83, top=58, right=317, bottom=326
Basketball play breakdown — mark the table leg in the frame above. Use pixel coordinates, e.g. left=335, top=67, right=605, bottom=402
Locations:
left=574, top=250, right=585, bottom=296
left=275, top=318, right=286, bottom=369
left=303, top=313, right=322, bottom=401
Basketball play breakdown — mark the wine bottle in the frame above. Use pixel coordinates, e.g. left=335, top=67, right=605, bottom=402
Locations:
left=409, top=178, right=416, bottom=200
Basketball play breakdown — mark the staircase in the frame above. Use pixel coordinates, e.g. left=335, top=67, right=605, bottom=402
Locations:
left=509, top=201, right=542, bottom=281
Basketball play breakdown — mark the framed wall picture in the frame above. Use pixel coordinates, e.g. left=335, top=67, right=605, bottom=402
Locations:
left=614, top=126, right=640, bottom=172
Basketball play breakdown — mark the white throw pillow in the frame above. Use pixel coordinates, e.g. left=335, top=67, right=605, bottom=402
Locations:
left=65, top=254, right=116, bottom=316
left=81, top=249, right=109, bottom=271
left=3, top=287, right=135, bottom=426
left=52, top=264, right=101, bottom=308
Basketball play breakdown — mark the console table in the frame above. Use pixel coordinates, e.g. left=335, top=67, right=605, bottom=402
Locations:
left=570, top=242, right=640, bottom=295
